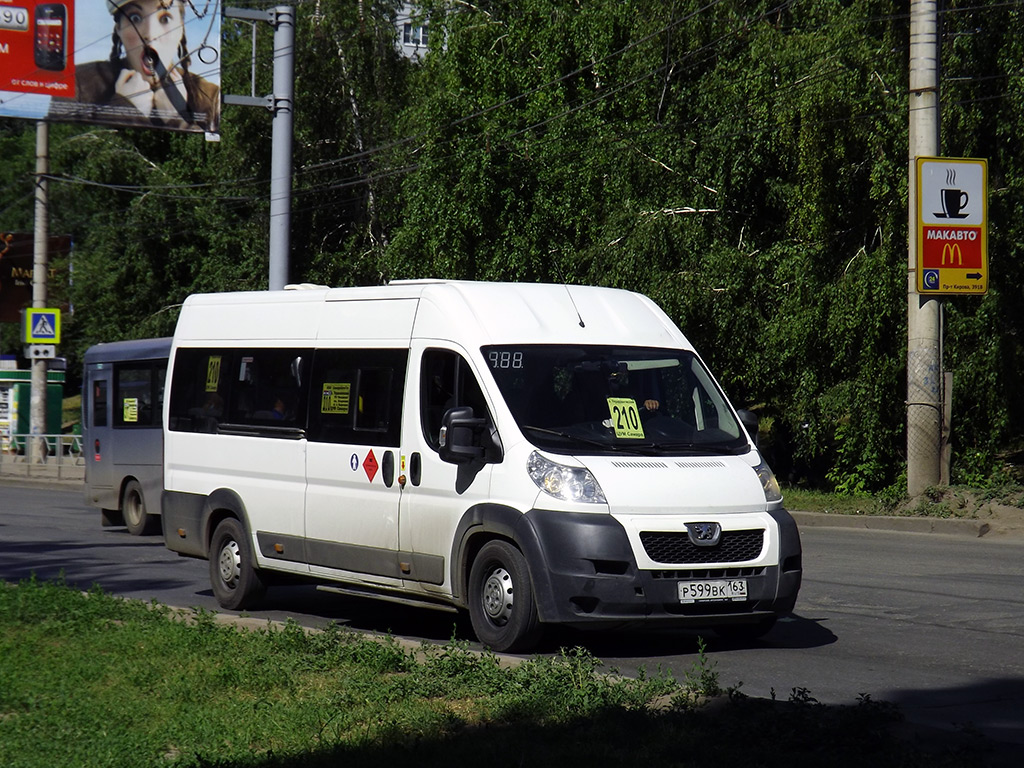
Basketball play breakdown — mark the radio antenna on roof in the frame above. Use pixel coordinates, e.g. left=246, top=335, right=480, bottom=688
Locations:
left=551, top=252, right=585, bottom=328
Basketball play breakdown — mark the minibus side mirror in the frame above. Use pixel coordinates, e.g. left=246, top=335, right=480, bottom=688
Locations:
left=737, top=409, right=759, bottom=447
left=439, top=406, right=487, bottom=464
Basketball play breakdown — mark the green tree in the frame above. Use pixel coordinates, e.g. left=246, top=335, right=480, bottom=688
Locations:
left=3, top=0, right=1022, bottom=488
left=385, top=0, right=913, bottom=488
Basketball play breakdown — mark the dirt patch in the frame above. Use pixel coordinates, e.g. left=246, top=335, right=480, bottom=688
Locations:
left=895, top=488, right=1024, bottom=537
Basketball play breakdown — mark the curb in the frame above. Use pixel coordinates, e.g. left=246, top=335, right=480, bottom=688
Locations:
left=789, top=510, right=1012, bottom=538
left=0, top=475, right=84, bottom=490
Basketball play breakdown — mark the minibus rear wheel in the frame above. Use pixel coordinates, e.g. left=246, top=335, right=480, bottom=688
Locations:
left=209, top=517, right=266, bottom=610
left=468, top=540, right=542, bottom=653
left=123, top=480, right=158, bottom=536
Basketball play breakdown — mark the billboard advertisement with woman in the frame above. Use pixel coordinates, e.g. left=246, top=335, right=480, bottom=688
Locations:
left=0, top=0, right=221, bottom=135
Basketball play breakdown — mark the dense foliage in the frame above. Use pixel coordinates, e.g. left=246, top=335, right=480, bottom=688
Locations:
left=1, top=0, right=1022, bottom=490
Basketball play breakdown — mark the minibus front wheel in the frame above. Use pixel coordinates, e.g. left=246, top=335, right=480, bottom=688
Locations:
left=468, top=540, right=543, bottom=653
left=209, top=517, right=266, bottom=611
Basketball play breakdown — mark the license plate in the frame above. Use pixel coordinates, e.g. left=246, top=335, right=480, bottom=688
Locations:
left=677, top=579, right=748, bottom=603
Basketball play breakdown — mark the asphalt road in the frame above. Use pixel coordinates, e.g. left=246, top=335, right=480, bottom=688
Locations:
left=2, top=480, right=1023, bottom=751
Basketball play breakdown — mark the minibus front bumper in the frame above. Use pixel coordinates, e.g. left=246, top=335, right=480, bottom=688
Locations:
left=515, top=507, right=802, bottom=629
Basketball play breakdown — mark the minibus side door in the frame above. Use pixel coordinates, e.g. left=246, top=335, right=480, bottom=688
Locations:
left=304, top=347, right=408, bottom=587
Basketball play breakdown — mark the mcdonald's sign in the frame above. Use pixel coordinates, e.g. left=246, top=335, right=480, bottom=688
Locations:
left=916, top=157, right=988, bottom=295
left=942, top=243, right=963, bottom=266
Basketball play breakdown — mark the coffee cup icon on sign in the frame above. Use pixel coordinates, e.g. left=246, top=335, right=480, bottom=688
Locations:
left=936, top=188, right=969, bottom=219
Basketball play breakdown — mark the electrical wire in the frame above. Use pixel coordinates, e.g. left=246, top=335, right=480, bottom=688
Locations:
left=8, top=0, right=1023, bottom=250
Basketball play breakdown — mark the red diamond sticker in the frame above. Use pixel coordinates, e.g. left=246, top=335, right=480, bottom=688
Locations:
left=362, top=450, right=379, bottom=483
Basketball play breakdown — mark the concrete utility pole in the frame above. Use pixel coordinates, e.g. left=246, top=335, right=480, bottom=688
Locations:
left=907, top=0, right=941, bottom=496
left=30, top=121, right=49, bottom=464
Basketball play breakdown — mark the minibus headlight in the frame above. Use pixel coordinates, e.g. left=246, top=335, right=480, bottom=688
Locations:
left=753, top=458, right=783, bottom=503
left=528, top=451, right=607, bottom=504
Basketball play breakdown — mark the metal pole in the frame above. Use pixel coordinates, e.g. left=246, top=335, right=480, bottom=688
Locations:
left=268, top=6, right=295, bottom=290
left=907, top=0, right=941, bottom=495
left=30, top=121, right=49, bottom=464
left=224, top=6, right=295, bottom=291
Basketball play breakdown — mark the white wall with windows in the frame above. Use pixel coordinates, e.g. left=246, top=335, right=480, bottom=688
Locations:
left=396, top=2, right=429, bottom=60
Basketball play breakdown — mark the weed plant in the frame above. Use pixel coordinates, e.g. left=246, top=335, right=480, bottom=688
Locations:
left=0, top=577, right=993, bottom=768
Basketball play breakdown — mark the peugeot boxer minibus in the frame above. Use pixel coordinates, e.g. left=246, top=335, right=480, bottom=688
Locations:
left=161, top=281, right=801, bottom=652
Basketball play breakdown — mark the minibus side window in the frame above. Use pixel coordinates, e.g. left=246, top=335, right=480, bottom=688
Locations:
left=114, top=364, right=159, bottom=428
left=168, top=348, right=231, bottom=433
left=155, top=363, right=166, bottom=426
left=169, top=348, right=311, bottom=433
left=420, top=349, right=491, bottom=451
left=228, top=349, right=310, bottom=425
left=92, top=380, right=107, bottom=428
left=307, top=349, right=407, bottom=447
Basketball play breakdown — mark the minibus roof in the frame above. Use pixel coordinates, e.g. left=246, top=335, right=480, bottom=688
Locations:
left=84, top=337, right=173, bottom=364
left=175, top=281, right=691, bottom=350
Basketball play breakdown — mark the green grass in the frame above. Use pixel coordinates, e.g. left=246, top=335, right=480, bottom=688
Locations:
left=782, top=487, right=885, bottom=515
left=62, top=394, right=81, bottom=431
left=784, top=483, right=1024, bottom=520
left=0, top=577, right=994, bottom=768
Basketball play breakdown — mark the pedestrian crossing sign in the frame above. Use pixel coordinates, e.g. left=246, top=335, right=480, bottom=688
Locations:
left=23, top=308, right=61, bottom=344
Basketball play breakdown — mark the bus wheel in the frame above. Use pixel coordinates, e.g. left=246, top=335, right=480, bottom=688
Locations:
left=122, top=480, right=156, bottom=536
left=209, top=518, right=266, bottom=611
left=468, top=540, right=542, bottom=653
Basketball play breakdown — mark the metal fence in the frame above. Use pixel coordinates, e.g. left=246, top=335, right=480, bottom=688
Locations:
left=0, top=434, right=85, bottom=482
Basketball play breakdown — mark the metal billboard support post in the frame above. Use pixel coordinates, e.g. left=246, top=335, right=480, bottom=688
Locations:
left=224, top=6, right=295, bottom=291
left=907, top=0, right=942, bottom=496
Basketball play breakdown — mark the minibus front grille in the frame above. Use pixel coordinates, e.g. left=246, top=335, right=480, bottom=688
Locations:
left=639, top=529, right=764, bottom=565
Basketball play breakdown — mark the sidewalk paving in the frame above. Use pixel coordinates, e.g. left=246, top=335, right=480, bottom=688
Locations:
left=0, top=463, right=84, bottom=486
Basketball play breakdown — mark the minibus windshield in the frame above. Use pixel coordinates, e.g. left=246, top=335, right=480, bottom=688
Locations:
left=481, top=345, right=749, bottom=456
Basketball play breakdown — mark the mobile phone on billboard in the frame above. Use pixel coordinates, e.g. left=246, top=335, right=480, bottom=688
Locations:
left=34, top=4, right=67, bottom=71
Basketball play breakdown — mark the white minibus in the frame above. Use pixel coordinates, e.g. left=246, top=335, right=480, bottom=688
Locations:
left=161, top=281, right=801, bottom=652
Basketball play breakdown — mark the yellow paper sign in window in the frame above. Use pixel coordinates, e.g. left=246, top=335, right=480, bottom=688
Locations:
left=123, top=398, right=139, bottom=423
left=321, top=382, right=351, bottom=414
left=607, top=397, right=645, bottom=439
left=205, top=356, right=222, bottom=393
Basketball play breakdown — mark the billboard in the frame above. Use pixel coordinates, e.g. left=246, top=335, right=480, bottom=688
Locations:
left=0, top=0, right=221, bottom=134
left=0, top=232, right=71, bottom=323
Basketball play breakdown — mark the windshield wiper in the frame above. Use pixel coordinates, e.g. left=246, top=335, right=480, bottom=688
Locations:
left=521, top=426, right=748, bottom=457
left=520, top=425, right=633, bottom=453
left=638, top=441, right=747, bottom=456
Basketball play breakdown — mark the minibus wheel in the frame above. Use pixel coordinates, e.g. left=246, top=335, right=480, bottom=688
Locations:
left=468, top=540, right=542, bottom=653
left=123, top=480, right=157, bottom=536
left=209, top=518, right=266, bottom=611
